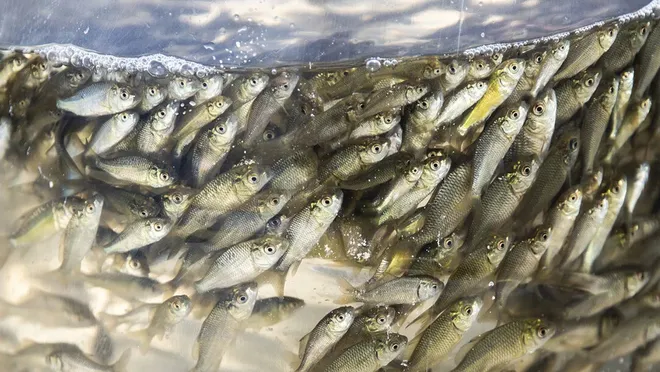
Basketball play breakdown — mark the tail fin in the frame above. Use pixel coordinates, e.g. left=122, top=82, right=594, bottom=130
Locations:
left=113, top=349, right=132, bottom=372
left=128, top=328, right=153, bottom=355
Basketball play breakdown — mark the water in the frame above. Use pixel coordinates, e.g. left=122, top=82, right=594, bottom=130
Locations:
left=0, top=1, right=659, bottom=372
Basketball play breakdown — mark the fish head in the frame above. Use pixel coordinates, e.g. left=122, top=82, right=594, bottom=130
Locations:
left=443, top=59, right=469, bottom=86
left=526, top=50, right=547, bottom=78
left=550, top=40, right=570, bottom=62
left=364, top=306, right=396, bottom=333
left=630, top=21, right=651, bottom=48
left=358, top=138, right=390, bottom=165
left=270, top=72, right=300, bottom=100
left=508, top=156, right=539, bottom=193
left=150, top=101, right=179, bottom=131
left=486, top=234, right=511, bottom=266
left=162, top=187, right=195, bottom=216
left=30, top=59, right=50, bottom=81
left=558, top=186, right=583, bottom=217
left=468, top=55, right=499, bottom=80
left=620, top=67, right=635, bottom=88
left=590, top=194, right=610, bottom=218
left=310, top=189, right=343, bottom=221
left=599, top=308, right=622, bottom=339
left=640, top=290, right=660, bottom=309
left=208, top=113, right=238, bottom=146
left=416, top=277, right=444, bottom=301
left=467, top=80, right=489, bottom=99
left=124, top=251, right=150, bottom=277
left=169, top=76, right=201, bottom=100
left=422, top=58, right=445, bottom=79
left=449, top=296, right=483, bottom=332
left=522, top=318, right=556, bottom=352
left=114, top=111, right=139, bottom=131
left=403, top=162, right=424, bottom=183
left=252, top=235, right=289, bottom=267
left=8, top=53, right=30, bottom=73
left=265, top=214, right=290, bottom=236
left=197, top=74, right=224, bottom=99
left=234, top=164, right=272, bottom=198
left=167, top=294, right=193, bottom=319
left=597, top=25, right=619, bottom=49
left=371, top=109, right=402, bottom=134
left=256, top=190, right=291, bottom=216
left=574, top=68, right=602, bottom=102
left=80, top=193, right=104, bottom=221
left=626, top=271, right=649, bottom=294
left=530, top=225, right=553, bottom=255
left=243, top=72, right=270, bottom=97
left=129, top=198, right=160, bottom=219
left=415, top=89, right=444, bottom=115
left=148, top=164, right=176, bottom=188
left=228, top=282, right=258, bottom=321
left=501, top=102, right=529, bottom=136
left=206, top=95, right=232, bottom=117
left=597, top=77, right=620, bottom=110
left=497, top=58, right=526, bottom=85
left=376, top=333, right=408, bottom=362
left=12, top=96, right=31, bottom=118
left=328, top=306, right=355, bottom=333
left=441, top=230, right=467, bottom=253
left=636, top=97, right=653, bottom=118
left=582, top=167, right=604, bottom=198
left=143, top=84, right=166, bottom=106
left=64, top=68, right=91, bottom=90
left=604, top=174, right=628, bottom=204
left=421, top=155, right=452, bottom=185
left=405, top=83, right=430, bottom=104
left=109, top=84, right=139, bottom=111
left=556, top=127, right=581, bottom=164
left=147, top=218, right=171, bottom=240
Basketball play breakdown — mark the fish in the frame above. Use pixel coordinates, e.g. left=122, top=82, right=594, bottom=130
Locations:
left=560, top=193, right=609, bottom=267
left=103, top=217, right=172, bottom=253
left=60, top=193, right=104, bottom=271
left=339, top=152, right=412, bottom=191
left=311, top=333, right=407, bottom=372
left=92, top=154, right=176, bottom=188
left=244, top=72, right=299, bottom=146
left=515, top=126, right=580, bottom=222
left=407, top=230, right=466, bottom=277
left=268, top=148, right=319, bottom=192
left=495, top=226, right=553, bottom=308
left=296, top=306, right=355, bottom=372
left=623, top=162, right=650, bottom=225
left=401, top=90, right=444, bottom=157
left=9, top=196, right=81, bottom=246
left=189, top=163, right=272, bottom=211
left=132, top=101, right=180, bottom=155
left=172, top=96, right=233, bottom=160
left=87, top=111, right=139, bottom=155
left=452, top=318, right=556, bottom=372
left=208, top=190, right=291, bottom=249
left=605, top=97, right=652, bottom=162
left=505, top=48, right=547, bottom=104
left=599, top=21, right=650, bottom=74
left=530, top=40, right=570, bottom=97
left=194, top=74, right=224, bottom=104
left=608, top=67, right=634, bottom=140
left=0, top=292, right=96, bottom=328
left=407, top=296, right=483, bottom=372
left=357, top=83, right=430, bottom=121
left=552, top=25, right=618, bottom=81
left=56, top=82, right=140, bottom=117
left=562, top=270, right=648, bottom=318
left=161, top=186, right=196, bottom=222
left=82, top=272, right=171, bottom=303
left=247, top=296, right=305, bottom=330
left=338, top=275, right=443, bottom=306
left=131, top=295, right=192, bottom=351
left=187, top=113, right=238, bottom=187
left=458, top=58, right=525, bottom=136
left=437, top=80, right=488, bottom=125
left=554, top=67, right=602, bottom=124
left=436, top=59, right=469, bottom=94
left=578, top=175, right=628, bottom=273
left=191, top=282, right=258, bottom=372
left=363, top=161, right=423, bottom=215
left=543, top=309, right=622, bottom=353
left=194, top=236, right=288, bottom=292
left=537, top=186, right=582, bottom=274
left=224, top=72, right=269, bottom=106
left=505, top=88, right=557, bottom=165
left=46, top=348, right=131, bottom=372
left=469, top=156, right=539, bottom=242
left=318, top=137, right=390, bottom=184
left=633, top=21, right=660, bottom=99
left=580, top=76, right=619, bottom=176
left=471, top=101, right=528, bottom=199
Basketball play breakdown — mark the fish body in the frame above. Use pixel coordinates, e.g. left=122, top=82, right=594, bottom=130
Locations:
left=609, top=68, right=634, bottom=139
left=506, top=89, right=557, bottom=165
left=60, top=193, right=104, bottom=271
left=599, top=21, right=650, bottom=74
left=313, top=333, right=407, bottom=372
left=437, top=80, right=488, bottom=124
left=538, top=186, right=582, bottom=273
left=561, top=194, right=609, bottom=266
left=581, top=77, right=619, bottom=175
left=553, top=26, right=618, bottom=81
left=247, top=296, right=305, bottom=330
left=296, top=306, right=355, bottom=372
left=188, top=113, right=238, bottom=187
left=57, top=82, right=140, bottom=117
left=93, top=155, right=175, bottom=188
left=349, top=275, right=443, bottom=306
left=530, top=40, right=570, bottom=96
left=88, top=111, right=139, bottom=155
left=554, top=68, right=602, bottom=124
left=103, top=217, right=172, bottom=253
left=190, top=164, right=272, bottom=211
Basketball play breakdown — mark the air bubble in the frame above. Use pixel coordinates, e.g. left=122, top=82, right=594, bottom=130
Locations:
left=289, top=23, right=295, bottom=28
left=203, top=43, right=215, bottom=51
left=147, top=60, right=167, bottom=77
left=480, top=32, right=485, bottom=38
left=233, top=14, right=240, bottom=21
left=365, top=58, right=381, bottom=72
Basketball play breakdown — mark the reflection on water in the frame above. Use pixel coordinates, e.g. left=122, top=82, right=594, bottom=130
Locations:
left=0, top=0, right=654, bottom=67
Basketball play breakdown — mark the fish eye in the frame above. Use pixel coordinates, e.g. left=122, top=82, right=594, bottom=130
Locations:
left=533, top=103, right=545, bottom=115
left=160, top=173, right=170, bottom=181
left=497, top=240, right=506, bottom=250
left=434, top=68, right=442, bottom=74
left=250, top=78, right=258, bottom=85
left=342, top=70, right=350, bottom=76
left=449, top=65, right=457, bottom=74
left=640, top=26, right=648, bottom=36
left=384, top=116, right=392, bottom=124
left=337, top=314, right=345, bottom=321
left=510, top=110, right=520, bottom=119
left=12, top=59, right=21, bottom=67
left=608, top=28, right=615, bottom=37
left=431, top=284, right=438, bottom=290
left=537, top=327, right=548, bottom=338
left=608, top=85, right=615, bottom=94
left=140, top=209, right=149, bottom=217
left=248, top=174, right=259, bottom=184
left=121, top=113, right=129, bottom=121
left=214, top=101, right=224, bottom=108
left=559, top=44, right=566, bottom=51
left=534, top=54, right=543, bottom=64
left=642, top=100, right=650, bottom=108
left=464, top=306, right=473, bottom=315
left=585, top=78, right=595, bottom=87
left=521, top=165, right=532, bottom=176
left=569, top=193, right=577, bottom=201
left=430, top=160, right=441, bottom=170
left=612, top=185, right=620, bottom=193
left=411, top=167, right=420, bottom=175
left=420, top=101, right=429, bottom=109
left=172, top=301, right=181, bottom=310
left=86, top=204, right=95, bottom=213
left=416, top=87, right=425, bottom=94
left=119, top=88, right=130, bottom=100
left=539, top=232, right=549, bottom=241
left=129, top=259, right=140, bottom=269
left=75, top=72, right=84, bottom=79
left=282, top=83, right=289, bottom=90
left=157, top=110, right=166, bottom=118
left=477, top=82, right=485, bottom=88
left=237, top=295, right=248, bottom=304
left=173, top=194, right=183, bottom=203
left=391, top=343, right=400, bottom=351
left=377, top=316, right=386, bottom=324
left=493, top=53, right=502, bottom=62
left=321, top=197, right=332, bottom=206
left=263, top=130, right=275, bottom=140
left=217, top=125, right=227, bottom=134
left=270, top=198, right=280, bottom=206
left=569, top=138, right=579, bottom=150
left=371, top=144, right=383, bottom=154
left=202, top=82, right=208, bottom=89
left=149, top=87, right=157, bottom=96
left=153, top=223, right=163, bottom=231
left=510, top=64, right=518, bottom=72
left=265, top=245, right=276, bottom=254
left=637, top=272, right=646, bottom=280
left=358, top=102, right=366, bottom=110
left=179, top=80, right=186, bottom=88
left=476, top=62, right=484, bottom=70
left=444, top=238, right=453, bottom=248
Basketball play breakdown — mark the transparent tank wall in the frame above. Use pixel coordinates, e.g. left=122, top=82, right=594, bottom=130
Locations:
left=0, top=1, right=659, bottom=372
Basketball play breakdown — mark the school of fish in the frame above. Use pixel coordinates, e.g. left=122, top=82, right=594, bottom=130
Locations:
left=0, top=14, right=659, bottom=372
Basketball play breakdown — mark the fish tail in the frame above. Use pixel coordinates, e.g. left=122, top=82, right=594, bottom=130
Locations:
left=98, top=313, right=119, bottom=331
left=129, top=328, right=152, bottom=355
left=258, top=269, right=288, bottom=298
left=333, top=276, right=358, bottom=305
